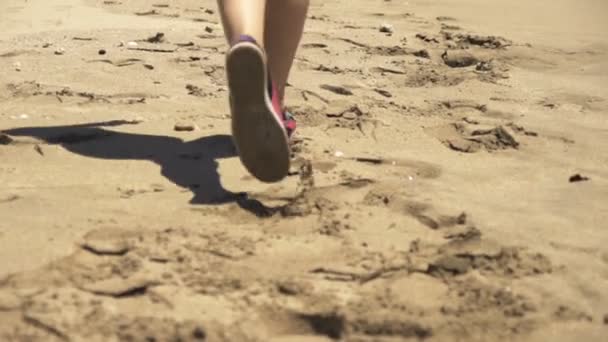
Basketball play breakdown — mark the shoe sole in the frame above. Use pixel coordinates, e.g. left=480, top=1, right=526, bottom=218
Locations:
left=226, top=42, right=290, bottom=183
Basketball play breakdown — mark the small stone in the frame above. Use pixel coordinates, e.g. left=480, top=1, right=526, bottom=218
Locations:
left=54, top=48, right=66, bottom=55
left=342, top=111, right=358, bottom=120
left=413, top=49, right=431, bottom=59
left=374, top=88, right=393, bottom=98
left=569, top=174, right=590, bottom=183
left=13, top=62, right=22, bottom=71
left=174, top=122, right=196, bottom=132
left=98, top=49, right=107, bottom=55
left=379, top=23, right=394, bottom=34
left=476, top=60, right=493, bottom=71
left=429, top=255, right=471, bottom=274
left=277, top=279, right=312, bottom=296
left=442, top=50, right=480, bottom=68
left=126, top=41, right=138, bottom=49
left=205, top=26, right=213, bottom=33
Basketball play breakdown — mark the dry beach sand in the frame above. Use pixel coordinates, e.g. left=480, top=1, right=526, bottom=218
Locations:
left=1, top=0, right=607, bottom=340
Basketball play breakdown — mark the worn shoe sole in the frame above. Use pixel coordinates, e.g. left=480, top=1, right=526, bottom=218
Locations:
left=226, top=42, right=290, bottom=183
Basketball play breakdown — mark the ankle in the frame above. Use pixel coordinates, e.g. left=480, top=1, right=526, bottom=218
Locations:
left=231, top=33, right=264, bottom=47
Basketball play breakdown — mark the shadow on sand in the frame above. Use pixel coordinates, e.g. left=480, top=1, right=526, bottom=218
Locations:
left=4, top=120, right=272, bottom=215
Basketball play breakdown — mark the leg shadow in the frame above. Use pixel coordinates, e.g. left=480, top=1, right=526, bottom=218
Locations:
left=5, top=120, right=247, bottom=205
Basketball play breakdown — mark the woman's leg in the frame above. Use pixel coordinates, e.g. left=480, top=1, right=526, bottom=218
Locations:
left=217, top=0, right=309, bottom=104
left=217, top=0, right=267, bottom=45
left=217, top=0, right=292, bottom=183
left=264, top=0, right=310, bottom=104
left=215, top=0, right=308, bottom=183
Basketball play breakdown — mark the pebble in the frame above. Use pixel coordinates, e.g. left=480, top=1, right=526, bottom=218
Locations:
left=13, top=62, right=22, bottom=71
left=174, top=122, right=196, bottom=132
left=342, top=111, right=358, bottom=120
left=569, top=174, right=590, bottom=183
left=98, top=49, right=107, bottom=55
left=431, top=255, right=471, bottom=274
left=54, top=48, right=66, bottom=55
left=380, top=23, right=394, bottom=34
left=334, top=151, right=345, bottom=158
left=126, top=41, right=138, bottom=48
left=476, top=60, right=493, bottom=71
left=442, top=50, right=479, bottom=68
left=277, top=279, right=312, bottom=296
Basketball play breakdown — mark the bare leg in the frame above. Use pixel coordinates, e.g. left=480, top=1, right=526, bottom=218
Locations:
left=217, top=0, right=309, bottom=103
left=217, top=0, right=267, bottom=45
left=264, top=0, right=310, bottom=104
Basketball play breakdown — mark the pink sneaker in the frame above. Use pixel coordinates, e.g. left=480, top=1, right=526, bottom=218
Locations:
left=226, top=35, right=291, bottom=183
left=268, top=77, right=297, bottom=137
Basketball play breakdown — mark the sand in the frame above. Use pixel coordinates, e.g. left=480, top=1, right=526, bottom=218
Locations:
left=0, top=0, right=607, bottom=341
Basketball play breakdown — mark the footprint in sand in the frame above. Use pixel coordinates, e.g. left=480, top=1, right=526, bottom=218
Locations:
left=426, top=122, right=520, bottom=153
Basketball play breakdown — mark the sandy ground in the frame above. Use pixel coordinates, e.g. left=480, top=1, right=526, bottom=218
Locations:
left=1, top=0, right=607, bottom=341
